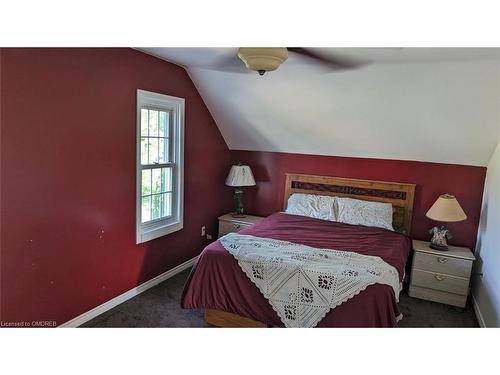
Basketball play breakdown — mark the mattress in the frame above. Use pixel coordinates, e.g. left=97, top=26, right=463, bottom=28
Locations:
left=181, top=212, right=411, bottom=327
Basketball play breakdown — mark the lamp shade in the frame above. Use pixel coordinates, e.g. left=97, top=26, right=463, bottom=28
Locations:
left=425, top=194, right=467, bottom=222
left=225, top=165, right=256, bottom=187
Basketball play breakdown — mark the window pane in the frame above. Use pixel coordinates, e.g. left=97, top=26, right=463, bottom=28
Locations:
left=163, top=192, right=172, bottom=217
left=160, top=168, right=165, bottom=192
left=148, top=138, right=159, bottom=164
left=141, top=137, right=149, bottom=165
left=151, top=194, right=162, bottom=220
left=163, top=167, right=172, bottom=192
left=149, top=110, right=159, bottom=137
left=152, top=168, right=162, bottom=194
left=141, top=109, right=149, bottom=136
left=141, top=196, right=151, bottom=223
left=158, top=138, right=168, bottom=163
left=159, top=111, right=169, bottom=137
left=141, top=169, right=151, bottom=196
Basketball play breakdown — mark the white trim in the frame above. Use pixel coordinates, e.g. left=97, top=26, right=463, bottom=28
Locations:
left=472, top=294, right=487, bottom=328
left=59, top=256, right=198, bottom=328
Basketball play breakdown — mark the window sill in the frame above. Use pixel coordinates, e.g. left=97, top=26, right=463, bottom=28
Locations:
left=137, top=221, right=183, bottom=244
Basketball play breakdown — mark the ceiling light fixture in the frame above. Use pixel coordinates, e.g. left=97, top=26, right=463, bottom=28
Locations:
left=237, top=47, right=288, bottom=76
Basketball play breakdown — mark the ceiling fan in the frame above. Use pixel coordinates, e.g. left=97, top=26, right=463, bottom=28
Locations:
left=200, top=47, right=368, bottom=75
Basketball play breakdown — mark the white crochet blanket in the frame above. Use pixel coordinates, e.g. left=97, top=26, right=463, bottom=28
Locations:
left=220, top=233, right=400, bottom=328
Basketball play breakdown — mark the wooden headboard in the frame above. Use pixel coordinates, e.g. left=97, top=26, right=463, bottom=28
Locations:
left=283, top=173, right=416, bottom=234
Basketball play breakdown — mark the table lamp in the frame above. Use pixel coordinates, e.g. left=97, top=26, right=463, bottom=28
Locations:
left=225, top=164, right=256, bottom=217
left=425, top=193, right=467, bottom=251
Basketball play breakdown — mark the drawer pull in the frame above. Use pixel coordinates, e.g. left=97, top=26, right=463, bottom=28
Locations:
left=233, top=223, right=241, bottom=229
left=435, top=275, right=445, bottom=281
left=437, top=257, right=447, bottom=263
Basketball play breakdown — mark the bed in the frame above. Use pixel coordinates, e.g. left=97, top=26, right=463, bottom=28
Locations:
left=181, top=173, right=416, bottom=327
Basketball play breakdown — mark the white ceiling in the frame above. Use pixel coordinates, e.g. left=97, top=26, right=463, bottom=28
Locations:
left=139, top=48, right=500, bottom=166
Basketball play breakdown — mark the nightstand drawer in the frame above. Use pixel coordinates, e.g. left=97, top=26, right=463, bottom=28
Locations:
left=413, top=252, right=472, bottom=278
left=411, top=269, right=469, bottom=295
left=218, top=221, right=251, bottom=236
left=408, top=286, right=467, bottom=308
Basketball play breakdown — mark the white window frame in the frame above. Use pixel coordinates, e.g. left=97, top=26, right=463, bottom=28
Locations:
left=136, top=89, right=185, bottom=244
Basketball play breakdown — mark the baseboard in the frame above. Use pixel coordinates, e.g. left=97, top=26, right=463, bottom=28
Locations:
left=59, top=256, right=198, bottom=328
left=472, top=294, right=487, bottom=328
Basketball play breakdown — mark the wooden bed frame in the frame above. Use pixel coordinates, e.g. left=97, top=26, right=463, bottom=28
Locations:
left=204, top=173, right=416, bottom=328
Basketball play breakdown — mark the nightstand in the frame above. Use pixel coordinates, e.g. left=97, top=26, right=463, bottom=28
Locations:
left=218, top=213, right=263, bottom=238
left=408, top=239, right=475, bottom=308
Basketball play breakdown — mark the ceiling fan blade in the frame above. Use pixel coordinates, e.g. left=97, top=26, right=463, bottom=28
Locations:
left=287, top=47, right=368, bottom=70
left=190, top=55, right=254, bottom=74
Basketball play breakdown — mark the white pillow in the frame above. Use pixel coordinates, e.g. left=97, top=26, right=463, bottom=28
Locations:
left=336, top=197, right=394, bottom=231
left=285, top=193, right=337, bottom=222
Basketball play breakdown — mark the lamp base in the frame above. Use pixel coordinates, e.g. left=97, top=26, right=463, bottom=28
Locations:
left=429, top=225, right=451, bottom=251
left=233, top=187, right=245, bottom=216
left=429, top=243, right=449, bottom=251
left=231, top=212, right=247, bottom=218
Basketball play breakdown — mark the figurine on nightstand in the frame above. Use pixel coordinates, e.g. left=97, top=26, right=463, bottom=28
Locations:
left=428, top=225, right=452, bottom=251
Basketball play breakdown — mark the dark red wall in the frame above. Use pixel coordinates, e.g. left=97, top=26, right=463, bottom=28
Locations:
left=0, top=48, right=233, bottom=325
left=231, top=150, right=486, bottom=251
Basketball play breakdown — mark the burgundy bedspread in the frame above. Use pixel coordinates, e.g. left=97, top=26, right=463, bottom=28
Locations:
left=181, top=212, right=411, bottom=327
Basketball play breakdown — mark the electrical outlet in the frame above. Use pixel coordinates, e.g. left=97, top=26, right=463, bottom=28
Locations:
left=201, top=226, right=206, bottom=237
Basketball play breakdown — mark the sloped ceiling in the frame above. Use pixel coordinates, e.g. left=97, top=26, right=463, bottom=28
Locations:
left=139, top=48, right=500, bottom=166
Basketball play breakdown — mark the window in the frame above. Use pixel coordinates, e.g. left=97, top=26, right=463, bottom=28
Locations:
left=136, top=90, right=184, bottom=243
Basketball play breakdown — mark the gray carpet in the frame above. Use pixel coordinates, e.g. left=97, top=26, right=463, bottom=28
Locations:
left=81, top=268, right=478, bottom=328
